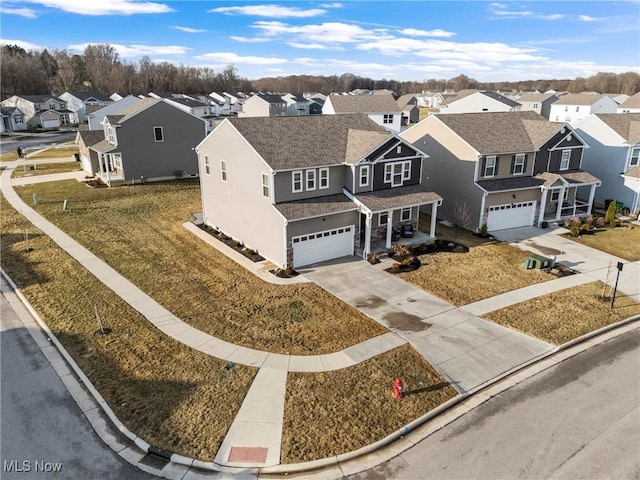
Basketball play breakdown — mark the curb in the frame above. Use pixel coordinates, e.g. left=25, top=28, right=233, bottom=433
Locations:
left=3, top=266, right=639, bottom=478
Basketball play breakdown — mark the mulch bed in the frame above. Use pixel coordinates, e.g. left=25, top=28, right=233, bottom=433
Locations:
left=198, top=224, right=265, bottom=262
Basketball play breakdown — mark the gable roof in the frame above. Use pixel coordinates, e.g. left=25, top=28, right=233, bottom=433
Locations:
left=552, top=93, right=610, bottom=106
left=439, top=89, right=478, bottom=106
left=396, top=94, right=418, bottom=109
left=76, top=130, right=106, bottom=147
left=68, top=91, right=112, bottom=102
left=255, top=93, right=285, bottom=104
left=619, top=92, right=640, bottom=109
left=17, top=94, right=65, bottom=103
left=167, top=97, right=208, bottom=108
left=594, top=113, right=640, bottom=144
left=434, top=111, right=557, bottom=154
left=345, top=129, right=392, bottom=164
left=517, top=92, right=558, bottom=103
left=112, top=97, right=161, bottom=122
left=480, top=91, right=520, bottom=107
left=328, top=94, right=401, bottom=114
left=227, top=113, right=389, bottom=170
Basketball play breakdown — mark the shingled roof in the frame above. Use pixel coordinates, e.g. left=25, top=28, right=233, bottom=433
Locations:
left=619, top=92, right=640, bottom=109
left=552, top=93, right=608, bottom=105
left=434, top=111, right=553, bottom=154
left=227, top=114, right=389, bottom=170
left=594, top=113, right=640, bottom=144
left=327, top=94, right=401, bottom=114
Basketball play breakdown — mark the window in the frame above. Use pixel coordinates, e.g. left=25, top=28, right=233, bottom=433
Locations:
left=111, top=153, right=122, bottom=169
left=261, top=173, right=270, bottom=198
left=383, top=114, right=394, bottom=124
left=484, top=156, right=497, bottom=177
left=15, top=116, right=23, bottom=124
left=34, top=104, right=41, bottom=112
left=106, top=125, right=115, bottom=144
left=533, top=103, right=539, bottom=109
left=359, top=165, right=370, bottom=187
left=49, top=102, right=56, bottom=110
left=153, top=126, right=164, bottom=142
left=204, top=155, right=210, bottom=175
left=565, top=117, right=571, bottom=122
left=560, top=150, right=571, bottom=170
left=402, top=161, right=411, bottom=180
left=630, top=147, right=640, bottom=167
left=551, top=189, right=568, bottom=202
left=396, top=145, right=402, bottom=154
left=384, top=161, right=411, bottom=187
left=319, top=168, right=329, bottom=189
left=512, top=154, right=526, bottom=175
left=306, top=169, right=316, bottom=190
left=379, top=212, right=389, bottom=226
left=401, top=207, right=411, bottom=221
left=576, top=106, right=580, bottom=112
left=564, top=106, right=568, bottom=112
left=292, top=170, right=303, bottom=192
left=220, top=159, right=227, bottom=181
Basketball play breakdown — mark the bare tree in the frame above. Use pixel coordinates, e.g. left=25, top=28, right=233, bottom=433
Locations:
left=452, top=201, right=473, bottom=241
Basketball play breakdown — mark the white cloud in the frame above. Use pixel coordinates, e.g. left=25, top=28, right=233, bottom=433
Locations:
left=22, top=0, right=172, bottom=15
left=491, top=9, right=534, bottom=17
left=287, top=42, right=340, bottom=50
left=172, top=26, right=206, bottom=33
left=0, top=6, right=38, bottom=18
left=543, top=14, right=564, bottom=20
left=230, top=36, right=272, bottom=43
left=0, top=38, right=45, bottom=50
left=399, top=28, right=456, bottom=38
left=251, top=21, right=391, bottom=44
left=320, top=3, right=342, bottom=8
left=208, top=4, right=326, bottom=18
left=68, top=42, right=190, bottom=57
left=578, top=15, right=597, bottom=22
left=194, top=52, right=288, bottom=65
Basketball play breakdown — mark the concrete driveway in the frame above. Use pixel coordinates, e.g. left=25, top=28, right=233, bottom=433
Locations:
left=493, top=225, right=640, bottom=302
left=300, top=257, right=553, bottom=394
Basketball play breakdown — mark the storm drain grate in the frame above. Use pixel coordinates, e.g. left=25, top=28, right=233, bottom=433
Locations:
left=139, top=452, right=170, bottom=470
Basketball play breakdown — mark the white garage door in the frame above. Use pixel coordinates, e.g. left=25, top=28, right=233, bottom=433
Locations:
left=292, top=226, right=354, bottom=267
left=487, top=201, right=536, bottom=231
left=42, top=119, right=59, bottom=129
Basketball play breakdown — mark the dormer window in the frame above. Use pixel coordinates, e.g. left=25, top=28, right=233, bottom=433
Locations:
left=359, top=165, right=370, bottom=187
left=49, top=102, right=56, bottom=110
left=630, top=147, right=640, bottom=167
left=560, top=150, right=571, bottom=170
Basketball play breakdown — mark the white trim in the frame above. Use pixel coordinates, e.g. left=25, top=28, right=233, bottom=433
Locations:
left=261, top=172, right=270, bottom=198
left=359, top=165, right=370, bottom=187
left=484, top=155, right=497, bottom=177
left=153, top=126, right=164, bottom=142
left=560, top=149, right=571, bottom=170
left=204, top=155, right=210, bottom=175
left=292, top=170, right=303, bottom=193
left=305, top=169, right=316, bottom=191
left=378, top=211, right=389, bottom=226
left=401, top=207, right=411, bottom=221
left=319, top=167, right=329, bottom=189
left=513, top=153, right=526, bottom=175
left=220, top=159, right=227, bottom=182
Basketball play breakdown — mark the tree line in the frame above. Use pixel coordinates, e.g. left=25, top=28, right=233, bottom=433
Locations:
left=2, top=43, right=639, bottom=99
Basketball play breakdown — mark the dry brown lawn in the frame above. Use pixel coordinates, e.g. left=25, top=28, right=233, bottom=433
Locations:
left=281, top=344, right=458, bottom=463
left=399, top=243, right=551, bottom=306
left=564, top=224, right=640, bottom=262
left=12, top=161, right=81, bottom=178
left=1, top=151, right=20, bottom=161
left=14, top=179, right=386, bottom=354
left=484, top=281, right=640, bottom=345
left=28, top=146, right=79, bottom=159
left=1, top=193, right=257, bottom=461
left=418, top=213, right=494, bottom=248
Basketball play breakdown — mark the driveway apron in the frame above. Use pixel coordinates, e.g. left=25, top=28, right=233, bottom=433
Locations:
left=301, top=257, right=554, bottom=394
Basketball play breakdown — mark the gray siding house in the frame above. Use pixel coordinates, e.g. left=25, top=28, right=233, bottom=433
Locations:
left=196, top=114, right=442, bottom=268
left=401, top=111, right=600, bottom=231
left=89, top=98, right=207, bottom=186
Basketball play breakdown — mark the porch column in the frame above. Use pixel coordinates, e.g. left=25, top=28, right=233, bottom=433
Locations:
left=363, top=212, right=372, bottom=258
left=555, top=187, right=566, bottom=220
left=586, top=184, right=596, bottom=214
left=538, top=188, right=547, bottom=227
left=430, top=202, right=438, bottom=238
left=385, top=210, right=393, bottom=249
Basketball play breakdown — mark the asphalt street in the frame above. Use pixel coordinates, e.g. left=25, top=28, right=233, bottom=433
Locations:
left=348, top=329, right=640, bottom=480
left=0, top=290, right=154, bottom=480
left=0, top=132, right=76, bottom=156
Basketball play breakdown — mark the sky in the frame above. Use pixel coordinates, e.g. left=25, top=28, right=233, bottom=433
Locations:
left=0, top=0, right=639, bottom=82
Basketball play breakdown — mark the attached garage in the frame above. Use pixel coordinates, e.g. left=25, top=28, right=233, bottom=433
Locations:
left=292, top=226, right=354, bottom=267
left=42, top=119, right=60, bottom=129
left=487, top=201, right=536, bottom=231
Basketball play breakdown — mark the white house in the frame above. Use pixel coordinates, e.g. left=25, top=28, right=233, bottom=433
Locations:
left=517, top=93, right=558, bottom=119
left=87, top=95, right=141, bottom=131
left=59, top=91, right=113, bottom=123
left=549, top=94, right=618, bottom=125
left=438, top=90, right=521, bottom=114
left=165, top=97, right=216, bottom=132
left=575, top=113, right=640, bottom=213
left=617, top=92, right=640, bottom=113
left=322, top=94, right=403, bottom=133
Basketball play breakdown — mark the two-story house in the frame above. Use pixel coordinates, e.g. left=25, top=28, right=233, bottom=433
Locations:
left=0, top=106, right=27, bottom=133
left=88, top=98, right=207, bottom=186
left=549, top=94, right=618, bottom=125
left=196, top=114, right=442, bottom=268
left=281, top=93, right=309, bottom=116
left=165, top=97, right=217, bottom=133
left=617, top=92, right=640, bottom=114
left=238, top=93, right=287, bottom=117
left=59, top=91, right=113, bottom=123
left=322, top=94, right=403, bottom=133
left=87, top=95, right=141, bottom=131
left=438, top=90, right=521, bottom=114
left=401, top=111, right=600, bottom=232
left=396, top=94, right=420, bottom=126
left=1, top=94, right=74, bottom=129
left=575, top=113, right=640, bottom=213
left=517, top=93, right=559, bottom=119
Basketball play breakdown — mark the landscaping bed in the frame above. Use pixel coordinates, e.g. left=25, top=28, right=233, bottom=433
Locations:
left=281, top=344, right=458, bottom=463
left=198, top=223, right=265, bottom=262
left=14, top=179, right=387, bottom=355
left=484, top=281, right=640, bottom=345
left=1, top=193, right=257, bottom=461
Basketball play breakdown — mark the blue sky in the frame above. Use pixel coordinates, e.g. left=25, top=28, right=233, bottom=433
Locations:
left=1, top=1, right=638, bottom=82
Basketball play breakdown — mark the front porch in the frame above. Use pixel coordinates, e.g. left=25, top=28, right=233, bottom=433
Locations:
left=537, top=171, right=601, bottom=226
left=367, top=229, right=434, bottom=255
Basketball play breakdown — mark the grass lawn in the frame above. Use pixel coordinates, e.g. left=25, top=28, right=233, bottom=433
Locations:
left=28, top=146, right=79, bottom=159
left=484, top=281, right=640, bottom=345
left=281, top=344, right=458, bottom=463
left=418, top=213, right=495, bottom=248
left=1, top=151, right=19, bottom=161
left=564, top=224, right=640, bottom=262
left=1, top=193, right=257, bottom=461
left=14, top=179, right=387, bottom=354
left=12, top=161, right=81, bottom=178
left=398, top=243, right=551, bottom=306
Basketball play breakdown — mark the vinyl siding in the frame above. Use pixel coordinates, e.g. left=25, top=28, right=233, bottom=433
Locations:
left=273, top=165, right=346, bottom=203
left=286, top=211, right=358, bottom=244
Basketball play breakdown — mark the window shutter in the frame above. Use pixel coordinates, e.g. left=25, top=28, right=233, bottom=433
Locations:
left=511, top=155, right=516, bottom=174
left=524, top=154, right=528, bottom=173
left=481, top=158, right=487, bottom=176
left=495, top=157, right=500, bottom=174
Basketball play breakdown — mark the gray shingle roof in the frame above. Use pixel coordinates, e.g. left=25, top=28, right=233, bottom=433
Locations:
left=275, top=194, right=357, bottom=220
left=480, top=91, right=520, bottom=107
left=619, top=92, right=640, bottom=109
left=69, top=91, right=112, bottom=102
left=396, top=94, right=417, bottom=109
left=77, top=130, right=105, bottom=147
left=89, top=139, right=116, bottom=153
left=560, top=170, right=600, bottom=184
left=354, top=184, right=441, bottom=212
left=227, top=114, right=388, bottom=170
left=328, top=94, right=401, bottom=114
left=594, top=113, right=640, bottom=144
left=168, top=97, right=208, bottom=107
left=517, top=93, right=557, bottom=103
left=552, top=93, right=608, bottom=106
left=345, top=129, right=392, bottom=164
left=624, top=165, right=640, bottom=179
left=435, top=111, right=550, bottom=154
left=17, top=94, right=65, bottom=103
left=477, top=176, right=545, bottom=192
left=439, top=89, right=478, bottom=106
